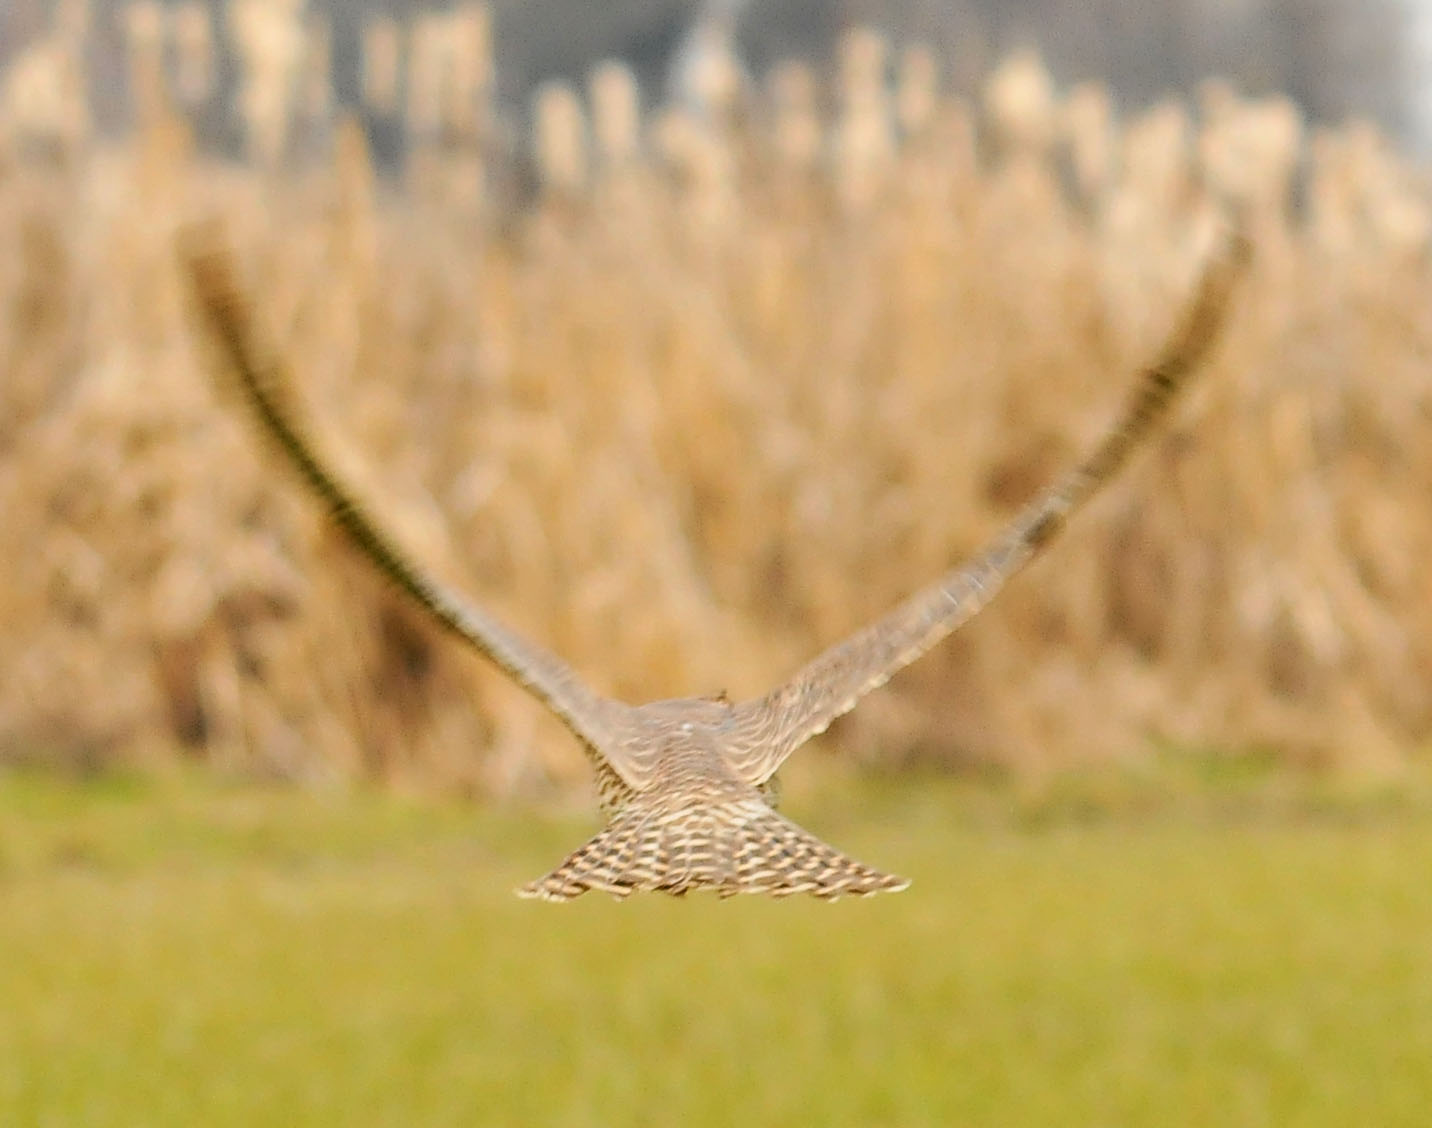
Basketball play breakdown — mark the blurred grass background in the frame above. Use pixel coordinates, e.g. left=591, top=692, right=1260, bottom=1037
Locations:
left=0, top=3, right=1428, bottom=789
left=2, top=4, right=1432, bottom=1122
left=5, top=767, right=1432, bottom=1125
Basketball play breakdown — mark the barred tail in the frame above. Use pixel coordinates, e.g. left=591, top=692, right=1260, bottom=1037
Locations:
left=517, top=802, right=909, bottom=902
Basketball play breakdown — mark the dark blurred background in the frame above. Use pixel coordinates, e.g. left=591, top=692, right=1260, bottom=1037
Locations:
left=4, top=0, right=1432, bottom=153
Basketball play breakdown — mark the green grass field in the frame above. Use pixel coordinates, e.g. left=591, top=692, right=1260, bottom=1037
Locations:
left=3, top=765, right=1431, bottom=1126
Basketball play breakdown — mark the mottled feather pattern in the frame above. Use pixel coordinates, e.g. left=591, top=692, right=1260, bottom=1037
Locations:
left=182, top=215, right=1245, bottom=902
left=518, top=797, right=908, bottom=901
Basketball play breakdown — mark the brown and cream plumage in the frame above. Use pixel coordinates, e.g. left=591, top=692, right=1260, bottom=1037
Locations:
left=182, top=217, right=1248, bottom=902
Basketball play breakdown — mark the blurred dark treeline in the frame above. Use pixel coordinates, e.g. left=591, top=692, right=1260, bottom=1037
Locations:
left=2, top=0, right=1429, bottom=153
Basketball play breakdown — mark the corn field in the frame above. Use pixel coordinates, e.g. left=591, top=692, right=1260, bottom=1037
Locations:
left=1, top=3, right=1430, bottom=796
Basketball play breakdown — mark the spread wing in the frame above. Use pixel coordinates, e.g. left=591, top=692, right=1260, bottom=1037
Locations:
left=181, top=226, right=638, bottom=796
left=727, top=219, right=1251, bottom=784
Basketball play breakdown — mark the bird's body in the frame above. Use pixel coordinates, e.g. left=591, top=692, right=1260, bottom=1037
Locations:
left=518, top=695, right=908, bottom=899
left=183, top=213, right=1247, bottom=902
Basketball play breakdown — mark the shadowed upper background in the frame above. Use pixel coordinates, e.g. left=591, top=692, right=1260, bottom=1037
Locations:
left=5, top=0, right=1432, bottom=152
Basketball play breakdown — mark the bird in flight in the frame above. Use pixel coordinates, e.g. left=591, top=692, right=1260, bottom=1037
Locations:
left=183, top=216, right=1247, bottom=901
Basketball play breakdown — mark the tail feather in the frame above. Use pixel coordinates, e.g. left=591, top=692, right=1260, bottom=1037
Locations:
left=518, top=802, right=908, bottom=902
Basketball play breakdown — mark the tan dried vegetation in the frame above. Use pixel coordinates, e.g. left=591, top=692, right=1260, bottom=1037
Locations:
left=0, top=6, right=1429, bottom=796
